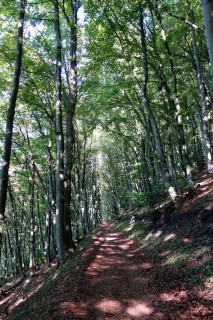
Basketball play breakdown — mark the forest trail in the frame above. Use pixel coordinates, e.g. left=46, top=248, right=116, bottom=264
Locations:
left=36, top=223, right=212, bottom=320
left=58, top=223, right=155, bottom=320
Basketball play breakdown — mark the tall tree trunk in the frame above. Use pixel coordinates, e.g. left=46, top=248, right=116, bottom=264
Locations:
left=63, top=0, right=79, bottom=249
left=188, top=2, right=213, bottom=172
left=45, top=161, right=53, bottom=264
left=8, top=186, right=25, bottom=278
left=0, top=0, right=25, bottom=252
left=53, top=0, right=66, bottom=265
left=3, top=236, right=8, bottom=283
left=29, top=164, right=36, bottom=274
left=201, top=0, right=213, bottom=89
left=37, top=196, right=45, bottom=254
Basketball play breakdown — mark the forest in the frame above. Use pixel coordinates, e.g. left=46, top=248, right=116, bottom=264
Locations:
left=0, top=0, right=212, bottom=319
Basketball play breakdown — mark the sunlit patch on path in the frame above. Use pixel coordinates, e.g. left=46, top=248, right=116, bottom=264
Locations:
left=126, top=300, right=153, bottom=317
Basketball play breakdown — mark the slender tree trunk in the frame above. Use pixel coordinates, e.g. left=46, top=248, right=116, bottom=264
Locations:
left=3, top=236, right=8, bottom=283
left=8, top=186, right=25, bottom=278
left=53, top=0, right=66, bottom=265
left=188, top=2, right=213, bottom=172
left=29, top=164, right=36, bottom=274
left=47, top=143, right=56, bottom=260
left=45, top=165, right=52, bottom=264
left=0, top=0, right=25, bottom=252
left=201, top=0, right=213, bottom=89
left=37, top=197, right=45, bottom=254
left=6, top=229, right=15, bottom=276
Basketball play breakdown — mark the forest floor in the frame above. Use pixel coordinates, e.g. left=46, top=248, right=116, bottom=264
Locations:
left=0, top=170, right=212, bottom=319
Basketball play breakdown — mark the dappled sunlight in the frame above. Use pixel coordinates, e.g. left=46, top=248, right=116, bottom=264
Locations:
left=22, top=279, right=30, bottom=287
left=144, top=230, right=163, bottom=242
left=101, top=243, right=117, bottom=247
left=153, top=230, right=163, bottom=239
left=52, top=270, right=60, bottom=280
left=0, top=272, right=49, bottom=315
left=93, top=240, right=101, bottom=245
left=168, top=186, right=177, bottom=200
left=197, top=278, right=213, bottom=300
left=126, top=300, right=153, bottom=317
left=181, top=303, right=211, bottom=318
left=195, top=246, right=211, bottom=257
left=196, top=176, right=213, bottom=199
left=8, top=223, right=212, bottom=319
left=181, top=237, right=192, bottom=244
left=164, top=252, right=187, bottom=266
left=106, top=236, right=118, bottom=240
left=159, top=249, right=171, bottom=257
left=126, top=223, right=134, bottom=231
left=118, top=243, right=132, bottom=250
left=95, top=298, right=122, bottom=313
left=55, top=225, right=160, bottom=318
left=140, top=262, right=153, bottom=269
left=163, top=233, right=176, bottom=242
left=160, top=290, right=187, bottom=302
left=0, top=291, right=16, bottom=306
left=191, top=246, right=212, bottom=268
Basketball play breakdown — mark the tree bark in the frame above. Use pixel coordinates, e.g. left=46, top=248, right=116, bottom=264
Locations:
left=62, top=0, right=79, bottom=249
left=53, top=0, right=66, bottom=265
left=188, top=1, right=213, bottom=172
left=201, top=0, right=213, bottom=89
left=29, top=164, right=36, bottom=275
left=0, top=0, right=25, bottom=253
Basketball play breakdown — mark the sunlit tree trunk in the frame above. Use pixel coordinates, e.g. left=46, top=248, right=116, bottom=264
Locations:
left=29, top=164, right=36, bottom=275
left=37, top=195, right=45, bottom=254
left=0, top=0, right=25, bottom=253
left=201, top=0, right=213, bottom=89
left=53, top=0, right=66, bottom=265
left=45, top=154, right=53, bottom=264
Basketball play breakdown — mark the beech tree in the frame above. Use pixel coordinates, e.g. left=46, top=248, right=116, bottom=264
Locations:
left=53, top=0, right=66, bottom=265
left=201, top=0, right=213, bottom=89
left=0, top=0, right=26, bottom=252
left=61, top=0, right=79, bottom=249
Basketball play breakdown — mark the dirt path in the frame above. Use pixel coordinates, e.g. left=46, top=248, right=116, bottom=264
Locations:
left=41, top=223, right=212, bottom=320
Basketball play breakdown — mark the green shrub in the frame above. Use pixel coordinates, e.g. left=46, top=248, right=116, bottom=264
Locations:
left=130, top=184, right=168, bottom=207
